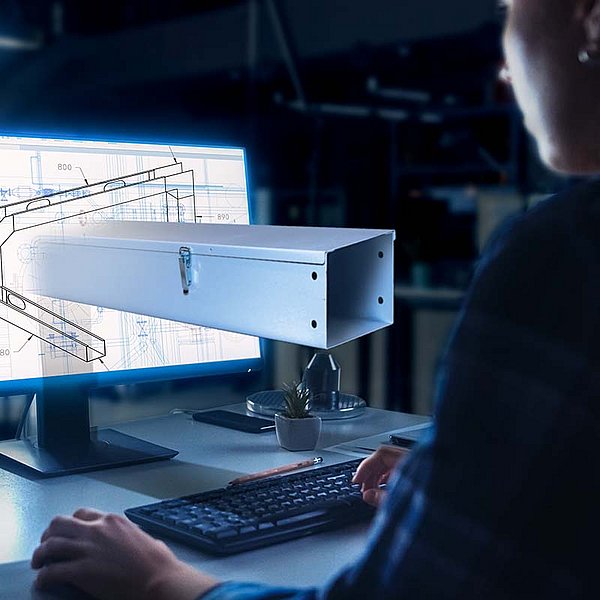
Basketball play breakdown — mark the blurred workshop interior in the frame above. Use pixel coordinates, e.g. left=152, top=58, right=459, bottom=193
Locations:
left=0, top=0, right=574, bottom=438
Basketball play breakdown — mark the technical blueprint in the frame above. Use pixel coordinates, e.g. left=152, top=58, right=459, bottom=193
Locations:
left=0, top=135, right=260, bottom=382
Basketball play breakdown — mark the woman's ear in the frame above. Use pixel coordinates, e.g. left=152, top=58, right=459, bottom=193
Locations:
left=576, top=0, right=600, bottom=64
left=577, top=0, right=600, bottom=52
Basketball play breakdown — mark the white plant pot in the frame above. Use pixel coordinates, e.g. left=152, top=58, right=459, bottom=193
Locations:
left=275, top=414, right=322, bottom=451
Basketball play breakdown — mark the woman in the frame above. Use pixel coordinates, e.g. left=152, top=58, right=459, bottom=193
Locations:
left=31, top=1, right=599, bottom=598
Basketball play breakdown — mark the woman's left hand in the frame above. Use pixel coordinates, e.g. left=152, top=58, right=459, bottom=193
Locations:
left=31, top=507, right=219, bottom=600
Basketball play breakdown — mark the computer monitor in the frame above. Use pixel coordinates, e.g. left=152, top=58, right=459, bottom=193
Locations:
left=0, top=132, right=262, bottom=477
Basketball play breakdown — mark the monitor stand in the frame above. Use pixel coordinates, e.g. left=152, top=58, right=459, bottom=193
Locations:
left=0, top=379, right=177, bottom=477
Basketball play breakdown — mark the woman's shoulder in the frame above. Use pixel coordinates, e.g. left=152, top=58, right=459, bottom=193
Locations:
left=519, top=177, right=600, bottom=234
left=465, top=178, right=600, bottom=313
left=484, top=178, right=600, bottom=258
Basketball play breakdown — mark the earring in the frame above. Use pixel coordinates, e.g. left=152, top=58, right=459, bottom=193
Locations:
left=498, top=64, right=512, bottom=84
left=578, top=48, right=600, bottom=66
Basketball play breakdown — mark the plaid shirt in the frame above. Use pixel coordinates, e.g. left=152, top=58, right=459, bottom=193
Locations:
left=202, top=180, right=600, bottom=599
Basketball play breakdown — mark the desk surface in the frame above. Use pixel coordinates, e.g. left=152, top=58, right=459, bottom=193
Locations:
left=0, top=404, right=429, bottom=599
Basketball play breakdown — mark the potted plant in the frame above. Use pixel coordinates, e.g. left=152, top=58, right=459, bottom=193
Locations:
left=275, top=381, right=322, bottom=451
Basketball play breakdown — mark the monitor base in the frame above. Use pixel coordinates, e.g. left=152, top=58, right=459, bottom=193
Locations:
left=0, top=428, right=178, bottom=477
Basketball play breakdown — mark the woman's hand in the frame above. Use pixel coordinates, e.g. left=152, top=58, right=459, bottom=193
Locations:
left=31, top=507, right=219, bottom=600
left=352, top=445, right=410, bottom=507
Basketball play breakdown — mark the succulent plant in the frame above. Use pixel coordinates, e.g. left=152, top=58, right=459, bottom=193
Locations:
left=281, top=380, right=312, bottom=419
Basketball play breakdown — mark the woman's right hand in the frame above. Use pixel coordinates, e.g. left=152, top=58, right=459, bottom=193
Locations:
left=352, top=445, right=410, bottom=507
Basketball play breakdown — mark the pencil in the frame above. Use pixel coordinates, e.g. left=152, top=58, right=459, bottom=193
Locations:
left=228, top=456, right=323, bottom=485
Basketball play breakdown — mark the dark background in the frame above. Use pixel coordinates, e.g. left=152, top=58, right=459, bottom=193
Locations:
left=0, top=0, right=576, bottom=436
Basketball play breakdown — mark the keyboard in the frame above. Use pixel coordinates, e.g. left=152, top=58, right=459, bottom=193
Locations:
left=125, top=458, right=374, bottom=555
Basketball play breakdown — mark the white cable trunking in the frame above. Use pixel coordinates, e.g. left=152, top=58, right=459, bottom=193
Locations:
left=33, top=221, right=395, bottom=349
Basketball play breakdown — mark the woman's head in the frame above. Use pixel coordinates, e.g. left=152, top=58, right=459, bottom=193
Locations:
left=502, top=0, right=600, bottom=174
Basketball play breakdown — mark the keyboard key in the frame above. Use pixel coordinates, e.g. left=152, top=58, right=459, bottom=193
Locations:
left=276, top=509, right=329, bottom=527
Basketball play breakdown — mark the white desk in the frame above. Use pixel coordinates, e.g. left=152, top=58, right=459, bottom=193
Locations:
left=0, top=404, right=429, bottom=599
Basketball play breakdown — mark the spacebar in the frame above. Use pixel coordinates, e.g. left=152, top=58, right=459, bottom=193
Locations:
left=275, top=509, right=331, bottom=527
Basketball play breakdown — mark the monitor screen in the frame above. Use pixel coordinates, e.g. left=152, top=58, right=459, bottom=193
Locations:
left=0, top=132, right=262, bottom=476
left=0, top=133, right=262, bottom=389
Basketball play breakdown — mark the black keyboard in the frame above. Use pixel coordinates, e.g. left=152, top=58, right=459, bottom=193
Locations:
left=125, top=458, right=374, bottom=555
